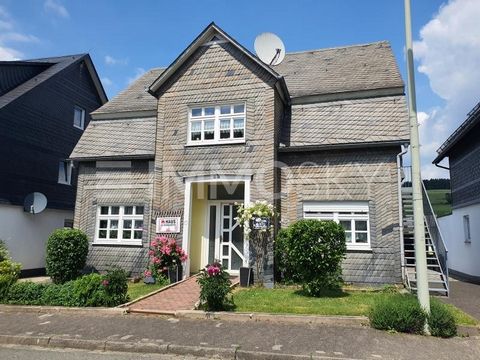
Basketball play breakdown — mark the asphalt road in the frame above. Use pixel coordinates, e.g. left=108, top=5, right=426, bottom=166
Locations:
left=0, top=344, right=206, bottom=360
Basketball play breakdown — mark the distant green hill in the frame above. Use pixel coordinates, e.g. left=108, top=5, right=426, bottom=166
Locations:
left=427, top=189, right=452, bottom=218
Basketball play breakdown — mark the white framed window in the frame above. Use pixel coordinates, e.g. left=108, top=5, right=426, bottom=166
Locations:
left=188, top=103, right=245, bottom=145
left=303, top=201, right=371, bottom=250
left=463, top=215, right=471, bottom=243
left=73, top=106, right=86, bottom=130
left=95, top=205, right=144, bottom=245
left=58, top=160, right=72, bottom=185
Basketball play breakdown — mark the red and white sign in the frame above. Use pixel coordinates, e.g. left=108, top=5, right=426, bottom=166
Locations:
left=156, top=217, right=181, bottom=233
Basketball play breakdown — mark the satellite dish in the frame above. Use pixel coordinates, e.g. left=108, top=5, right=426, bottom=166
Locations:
left=254, top=32, right=286, bottom=66
left=24, top=192, right=47, bottom=214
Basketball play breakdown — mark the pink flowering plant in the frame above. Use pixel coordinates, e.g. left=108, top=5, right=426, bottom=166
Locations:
left=146, top=236, right=188, bottom=279
left=197, top=262, right=233, bottom=311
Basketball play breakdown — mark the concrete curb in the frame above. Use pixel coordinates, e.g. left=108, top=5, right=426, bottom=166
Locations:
left=0, top=304, right=127, bottom=316
left=457, top=325, right=480, bottom=337
left=128, top=309, right=369, bottom=327
left=0, top=334, right=344, bottom=359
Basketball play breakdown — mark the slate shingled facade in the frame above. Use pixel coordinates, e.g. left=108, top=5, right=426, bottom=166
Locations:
left=71, top=23, right=409, bottom=284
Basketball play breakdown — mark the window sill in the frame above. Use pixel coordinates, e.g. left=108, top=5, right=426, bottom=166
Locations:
left=93, top=240, right=143, bottom=247
left=346, top=246, right=372, bottom=252
left=185, top=139, right=246, bottom=147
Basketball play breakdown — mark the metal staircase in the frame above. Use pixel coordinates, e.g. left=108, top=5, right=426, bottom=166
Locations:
left=401, top=181, right=449, bottom=296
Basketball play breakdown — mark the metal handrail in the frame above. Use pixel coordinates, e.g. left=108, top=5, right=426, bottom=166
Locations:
left=421, top=181, right=449, bottom=293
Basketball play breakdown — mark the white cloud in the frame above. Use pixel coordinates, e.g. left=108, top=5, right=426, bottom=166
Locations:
left=413, top=0, right=480, bottom=179
left=44, top=0, right=69, bottom=19
left=105, top=55, right=128, bottom=66
left=0, top=19, right=13, bottom=30
left=101, top=77, right=113, bottom=87
left=0, top=45, right=22, bottom=60
left=0, top=33, right=39, bottom=43
left=127, top=67, right=146, bottom=85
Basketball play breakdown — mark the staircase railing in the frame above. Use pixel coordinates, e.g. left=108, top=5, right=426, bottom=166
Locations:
left=421, top=181, right=449, bottom=293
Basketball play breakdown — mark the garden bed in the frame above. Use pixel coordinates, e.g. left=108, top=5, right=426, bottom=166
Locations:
left=232, top=286, right=478, bottom=326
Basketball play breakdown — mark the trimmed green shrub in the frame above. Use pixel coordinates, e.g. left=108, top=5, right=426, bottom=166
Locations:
left=5, top=281, right=46, bottom=305
left=72, top=273, right=106, bottom=307
left=102, top=268, right=129, bottom=306
left=197, top=262, right=232, bottom=311
left=0, top=242, right=22, bottom=299
left=0, top=240, right=9, bottom=262
left=40, top=282, right=76, bottom=306
left=46, top=228, right=89, bottom=284
left=275, top=219, right=347, bottom=296
left=428, top=298, right=457, bottom=338
left=369, top=294, right=427, bottom=334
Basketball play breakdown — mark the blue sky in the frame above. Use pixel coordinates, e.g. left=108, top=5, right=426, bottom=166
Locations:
left=1, top=0, right=479, bottom=178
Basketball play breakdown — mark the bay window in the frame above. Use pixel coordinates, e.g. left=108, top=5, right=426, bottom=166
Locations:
left=303, top=201, right=371, bottom=250
left=95, top=205, right=144, bottom=245
left=188, top=103, right=245, bottom=145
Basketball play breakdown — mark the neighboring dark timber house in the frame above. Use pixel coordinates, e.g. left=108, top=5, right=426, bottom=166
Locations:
left=70, top=23, right=412, bottom=286
left=0, top=54, right=107, bottom=275
left=434, top=101, right=480, bottom=283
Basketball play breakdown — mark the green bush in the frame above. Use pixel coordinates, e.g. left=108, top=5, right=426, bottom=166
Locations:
left=40, top=282, right=76, bottom=306
left=0, top=242, right=22, bottom=299
left=72, top=273, right=107, bottom=307
left=428, top=298, right=457, bottom=338
left=275, top=219, right=347, bottom=296
left=369, top=294, right=427, bottom=334
left=5, top=282, right=46, bottom=305
left=197, top=262, right=232, bottom=311
left=102, top=268, right=129, bottom=306
left=46, top=228, right=89, bottom=284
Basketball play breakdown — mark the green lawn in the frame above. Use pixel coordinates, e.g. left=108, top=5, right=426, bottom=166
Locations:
left=127, top=282, right=167, bottom=301
left=427, top=189, right=452, bottom=217
left=232, top=287, right=478, bottom=326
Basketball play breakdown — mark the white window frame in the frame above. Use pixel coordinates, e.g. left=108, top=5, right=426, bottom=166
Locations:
left=187, top=103, right=246, bottom=145
left=303, top=201, right=371, bottom=250
left=58, top=160, right=73, bottom=185
left=463, top=215, right=471, bottom=243
left=73, top=105, right=86, bottom=130
left=94, top=205, right=145, bottom=246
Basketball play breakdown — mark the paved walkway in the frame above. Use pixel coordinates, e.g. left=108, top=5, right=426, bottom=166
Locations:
left=129, top=276, right=201, bottom=313
left=441, top=279, right=480, bottom=320
left=0, top=310, right=479, bottom=359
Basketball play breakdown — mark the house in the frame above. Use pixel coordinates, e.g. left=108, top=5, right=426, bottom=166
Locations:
left=433, top=101, right=480, bottom=284
left=70, top=23, right=410, bottom=286
left=0, top=54, right=107, bottom=275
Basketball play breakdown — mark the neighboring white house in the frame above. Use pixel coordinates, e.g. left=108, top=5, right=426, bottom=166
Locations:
left=433, top=102, right=480, bottom=283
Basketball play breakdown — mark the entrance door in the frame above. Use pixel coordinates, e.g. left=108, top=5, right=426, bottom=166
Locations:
left=206, top=202, right=245, bottom=273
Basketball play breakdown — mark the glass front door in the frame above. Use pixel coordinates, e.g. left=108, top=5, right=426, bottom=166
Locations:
left=206, top=202, right=245, bottom=273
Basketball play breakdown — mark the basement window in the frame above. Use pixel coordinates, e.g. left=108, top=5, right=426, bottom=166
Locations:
left=303, top=201, right=371, bottom=250
left=95, top=205, right=144, bottom=245
left=188, top=103, right=245, bottom=145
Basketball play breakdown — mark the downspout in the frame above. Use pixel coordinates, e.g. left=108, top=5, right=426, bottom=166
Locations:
left=397, top=144, right=409, bottom=283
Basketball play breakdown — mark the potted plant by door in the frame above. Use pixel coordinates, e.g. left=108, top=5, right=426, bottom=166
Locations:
left=147, top=236, right=188, bottom=284
left=236, top=201, right=275, bottom=286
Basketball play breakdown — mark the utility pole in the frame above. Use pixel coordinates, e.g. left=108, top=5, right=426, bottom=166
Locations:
left=404, top=0, right=431, bottom=324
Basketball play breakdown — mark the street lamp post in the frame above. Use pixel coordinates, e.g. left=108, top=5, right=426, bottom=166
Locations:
left=403, top=0, right=431, bottom=326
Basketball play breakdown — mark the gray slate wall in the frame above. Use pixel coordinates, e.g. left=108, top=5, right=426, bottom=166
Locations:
left=279, top=147, right=402, bottom=284
left=74, top=160, right=154, bottom=275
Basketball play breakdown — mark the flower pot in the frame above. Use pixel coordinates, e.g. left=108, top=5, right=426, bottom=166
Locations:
left=240, top=267, right=253, bottom=287
left=168, top=266, right=182, bottom=283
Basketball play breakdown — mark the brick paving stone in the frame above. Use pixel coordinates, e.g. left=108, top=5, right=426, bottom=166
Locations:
left=129, top=276, right=201, bottom=312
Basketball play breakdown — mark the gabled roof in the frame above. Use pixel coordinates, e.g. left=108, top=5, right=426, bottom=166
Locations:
left=274, top=41, right=404, bottom=99
left=282, top=95, right=409, bottom=150
left=0, top=54, right=107, bottom=109
left=148, top=22, right=289, bottom=102
left=433, top=101, right=480, bottom=164
left=69, top=118, right=156, bottom=160
left=91, top=67, right=165, bottom=119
